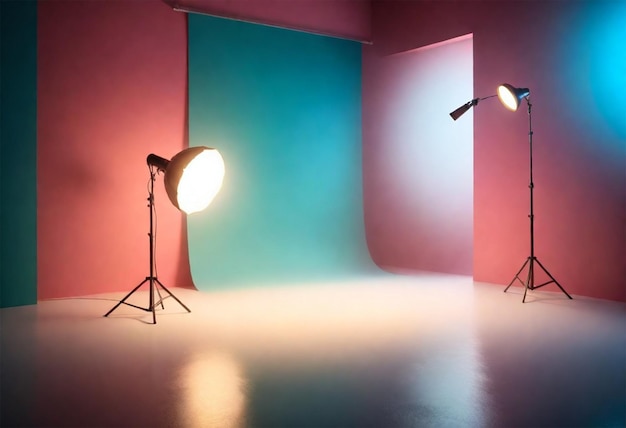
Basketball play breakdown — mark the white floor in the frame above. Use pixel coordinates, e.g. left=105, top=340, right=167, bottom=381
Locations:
left=1, top=274, right=624, bottom=427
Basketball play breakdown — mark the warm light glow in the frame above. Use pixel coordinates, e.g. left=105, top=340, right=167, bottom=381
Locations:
left=177, top=149, right=225, bottom=214
left=497, top=85, right=518, bottom=111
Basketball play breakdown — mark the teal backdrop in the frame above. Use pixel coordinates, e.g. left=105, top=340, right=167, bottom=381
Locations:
left=187, top=15, right=376, bottom=289
left=0, top=1, right=38, bottom=308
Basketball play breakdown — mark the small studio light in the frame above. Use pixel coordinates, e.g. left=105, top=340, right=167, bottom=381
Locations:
left=449, top=84, right=571, bottom=302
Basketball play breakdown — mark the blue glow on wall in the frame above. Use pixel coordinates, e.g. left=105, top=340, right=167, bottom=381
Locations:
left=565, top=1, right=626, bottom=141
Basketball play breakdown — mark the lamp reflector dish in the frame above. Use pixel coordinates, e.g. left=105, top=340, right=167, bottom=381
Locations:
left=164, top=147, right=225, bottom=215
left=177, top=150, right=225, bottom=214
left=497, top=84, right=530, bottom=111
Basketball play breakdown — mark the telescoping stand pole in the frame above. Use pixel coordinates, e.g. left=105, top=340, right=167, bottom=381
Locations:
left=104, top=167, right=191, bottom=324
left=504, top=98, right=572, bottom=303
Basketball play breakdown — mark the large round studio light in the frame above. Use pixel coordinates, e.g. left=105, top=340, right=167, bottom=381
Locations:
left=497, top=84, right=530, bottom=111
left=147, top=146, right=225, bottom=215
left=105, top=145, right=225, bottom=324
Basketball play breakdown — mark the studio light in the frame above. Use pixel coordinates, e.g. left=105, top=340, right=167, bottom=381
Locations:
left=450, top=84, right=572, bottom=302
left=105, top=146, right=225, bottom=324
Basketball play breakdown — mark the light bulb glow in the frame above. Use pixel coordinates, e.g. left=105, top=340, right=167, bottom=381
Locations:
left=177, top=150, right=225, bottom=214
left=497, top=85, right=518, bottom=111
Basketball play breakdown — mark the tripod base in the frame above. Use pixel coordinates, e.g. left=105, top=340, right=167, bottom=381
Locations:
left=504, top=256, right=572, bottom=303
left=104, top=277, right=191, bottom=324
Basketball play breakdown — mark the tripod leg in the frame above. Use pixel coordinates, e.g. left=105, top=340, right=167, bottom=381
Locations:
left=153, top=282, right=165, bottom=310
left=534, top=258, right=573, bottom=299
left=505, top=258, right=530, bottom=292
left=152, top=290, right=156, bottom=323
left=522, top=258, right=534, bottom=303
left=155, top=279, right=191, bottom=313
left=148, top=278, right=156, bottom=324
left=104, top=278, right=150, bottom=317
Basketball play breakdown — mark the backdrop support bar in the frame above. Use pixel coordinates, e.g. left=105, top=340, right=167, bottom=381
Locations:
left=170, top=3, right=373, bottom=45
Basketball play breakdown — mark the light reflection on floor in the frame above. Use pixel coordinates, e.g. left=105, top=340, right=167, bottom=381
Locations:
left=178, top=351, right=246, bottom=428
left=1, top=274, right=624, bottom=427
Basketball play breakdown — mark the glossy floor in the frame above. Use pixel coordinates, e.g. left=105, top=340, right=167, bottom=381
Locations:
left=1, top=274, right=624, bottom=427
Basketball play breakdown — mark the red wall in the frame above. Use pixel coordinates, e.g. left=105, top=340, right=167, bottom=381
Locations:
left=365, top=0, right=626, bottom=301
left=38, top=1, right=191, bottom=299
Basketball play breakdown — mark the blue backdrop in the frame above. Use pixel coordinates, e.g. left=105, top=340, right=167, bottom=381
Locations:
left=187, top=15, right=377, bottom=289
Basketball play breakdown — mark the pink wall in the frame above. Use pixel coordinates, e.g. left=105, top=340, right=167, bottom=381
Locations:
left=363, top=36, right=474, bottom=275
left=38, top=1, right=192, bottom=299
left=365, top=0, right=626, bottom=301
left=169, top=0, right=371, bottom=42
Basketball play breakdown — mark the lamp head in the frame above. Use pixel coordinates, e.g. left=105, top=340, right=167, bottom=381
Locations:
left=497, top=84, right=530, bottom=111
left=147, top=146, right=225, bottom=215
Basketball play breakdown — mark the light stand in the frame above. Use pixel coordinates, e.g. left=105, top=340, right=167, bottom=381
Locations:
left=104, top=166, right=191, bottom=324
left=503, top=96, right=572, bottom=302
